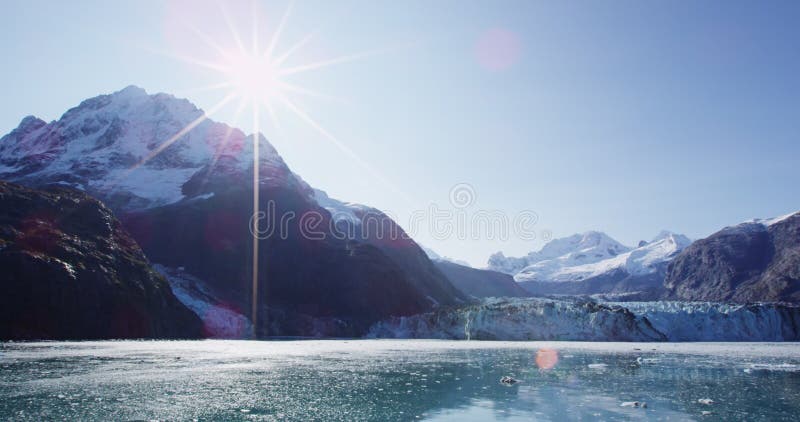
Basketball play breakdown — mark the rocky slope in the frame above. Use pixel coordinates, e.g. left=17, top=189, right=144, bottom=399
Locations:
left=122, top=183, right=456, bottom=337
left=665, top=212, right=800, bottom=303
left=0, top=181, right=202, bottom=340
left=433, top=260, right=530, bottom=298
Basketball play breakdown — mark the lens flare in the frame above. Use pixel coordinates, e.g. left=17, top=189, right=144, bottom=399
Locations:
left=536, top=348, right=559, bottom=370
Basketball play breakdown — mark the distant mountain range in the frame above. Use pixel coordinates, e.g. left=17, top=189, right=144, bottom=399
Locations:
left=489, top=212, right=800, bottom=302
left=488, top=230, right=691, bottom=298
left=1, top=86, right=798, bottom=340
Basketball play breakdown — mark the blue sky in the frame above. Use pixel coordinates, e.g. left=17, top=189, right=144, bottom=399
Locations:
left=2, top=0, right=799, bottom=266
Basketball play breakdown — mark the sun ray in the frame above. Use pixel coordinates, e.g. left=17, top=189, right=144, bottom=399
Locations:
left=140, top=44, right=232, bottom=73
left=199, top=96, right=248, bottom=190
left=128, top=93, right=236, bottom=173
left=261, top=98, right=283, bottom=134
left=251, top=0, right=259, bottom=54
left=263, top=0, right=294, bottom=60
left=251, top=98, right=260, bottom=336
left=278, top=47, right=395, bottom=76
left=277, top=81, right=351, bottom=105
left=272, top=31, right=316, bottom=67
left=277, top=94, right=414, bottom=204
left=177, top=81, right=234, bottom=96
left=218, top=0, right=247, bottom=55
left=271, top=0, right=359, bottom=67
left=181, top=20, right=232, bottom=61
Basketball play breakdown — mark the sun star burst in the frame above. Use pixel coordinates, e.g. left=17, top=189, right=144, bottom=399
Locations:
left=133, top=0, right=403, bottom=337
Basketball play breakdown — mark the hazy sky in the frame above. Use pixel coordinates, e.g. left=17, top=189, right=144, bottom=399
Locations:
left=2, top=0, right=799, bottom=266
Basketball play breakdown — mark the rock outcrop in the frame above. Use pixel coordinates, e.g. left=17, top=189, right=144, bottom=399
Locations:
left=0, top=181, right=202, bottom=340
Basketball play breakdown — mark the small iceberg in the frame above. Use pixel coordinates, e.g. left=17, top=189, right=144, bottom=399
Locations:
left=620, top=401, right=647, bottom=408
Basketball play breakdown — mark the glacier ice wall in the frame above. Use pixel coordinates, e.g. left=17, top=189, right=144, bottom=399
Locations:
left=368, top=298, right=666, bottom=341
left=613, top=301, right=800, bottom=341
left=368, top=298, right=800, bottom=341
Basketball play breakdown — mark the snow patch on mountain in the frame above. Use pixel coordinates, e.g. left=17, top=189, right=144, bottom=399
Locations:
left=312, top=189, right=370, bottom=225
left=97, top=167, right=201, bottom=205
left=423, top=246, right=471, bottom=267
left=153, top=264, right=252, bottom=339
left=747, top=211, right=799, bottom=228
left=710, top=211, right=800, bottom=239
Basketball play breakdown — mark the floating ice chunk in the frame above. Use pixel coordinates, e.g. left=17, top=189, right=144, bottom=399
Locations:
left=747, top=363, right=800, bottom=372
left=620, top=401, right=646, bottom=408
left=588, top=363, right=608, bottom=369
left=697, top=398, right=714, bottom=405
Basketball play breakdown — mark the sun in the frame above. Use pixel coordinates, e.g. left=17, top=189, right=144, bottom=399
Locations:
left=224, top=53, right=282, bottom=101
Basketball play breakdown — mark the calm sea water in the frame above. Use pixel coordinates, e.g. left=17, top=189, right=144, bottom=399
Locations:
left=1, top=340, right=799, bottom=421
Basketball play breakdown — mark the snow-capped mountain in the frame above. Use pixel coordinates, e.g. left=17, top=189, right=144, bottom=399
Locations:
left=524, top=231, right=691, bottom=283
left=489, top=230, right=692, bottom=297
left=0, top=85, right=304, bottom=211
left=0, top=86, right=468, bottom=337
left=488, top=231, right=631, bottom=282
left=513, top=231, right=632, bottom=283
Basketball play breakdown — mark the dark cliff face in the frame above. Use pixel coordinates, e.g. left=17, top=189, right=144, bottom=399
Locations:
left=0, top=181, right=202, bottom=340
left=433, top=261, right=530, bottom=298
left=122, top=184, right=444, bottom=337
left=664, top=214, right=800, bottom=303
left=336, top=208, right=469, bottom=307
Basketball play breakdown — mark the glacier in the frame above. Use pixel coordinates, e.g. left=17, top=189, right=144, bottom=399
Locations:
left=153, top=264, right=252, bottom=339
left=368, top=298, right=800, bottom=341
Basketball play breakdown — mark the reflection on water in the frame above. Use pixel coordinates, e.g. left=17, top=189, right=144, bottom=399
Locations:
left=1, top=340, right=799, bottom=421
